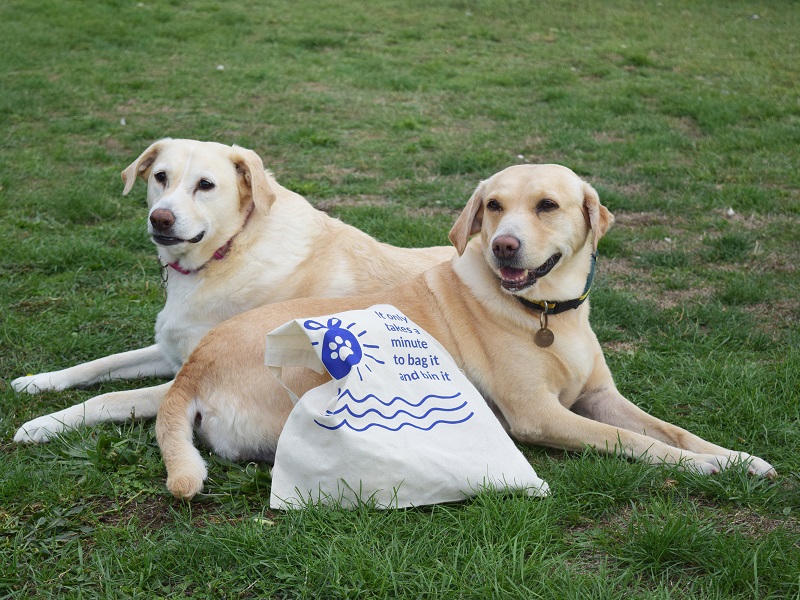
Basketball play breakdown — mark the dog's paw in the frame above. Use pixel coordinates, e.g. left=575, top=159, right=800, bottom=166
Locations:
left=746, top=455, right=777, bottom=478
left=13, top=416, right=65, bottom=443
left=12, top=374, right=60, bottom=394
left=166, top=468, right=207, bottom=500
left=681, top=454, right=722, bottom=475
left=721, top=452, right=777, bottom=479
left=689, top=452, right=777, bottom=479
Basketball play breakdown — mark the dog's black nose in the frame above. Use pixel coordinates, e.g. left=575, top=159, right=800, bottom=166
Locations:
left=150, top=208, right=176, bottom=232
left=492, top=235, right=520, bottom=260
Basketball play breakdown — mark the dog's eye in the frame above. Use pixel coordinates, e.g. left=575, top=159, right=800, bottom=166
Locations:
left=486, top=199, right=502, bottom=212
left=537, top=199, right=558, bottom=212
left=154, top=171, right=167, bottom=184
left=197, top=179, right=215, bottom=191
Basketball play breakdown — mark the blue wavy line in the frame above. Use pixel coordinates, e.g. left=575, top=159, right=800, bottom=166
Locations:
left=327, top=401, right=468, bottom=420
left=314, top=412, right=475, bottom=432
left=335, top=389, right=461, bottom=407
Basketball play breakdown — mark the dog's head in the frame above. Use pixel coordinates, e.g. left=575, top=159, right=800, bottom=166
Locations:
left=449, top=164, right=613, bottom=301
left=121, top=138, right=276, bottom=263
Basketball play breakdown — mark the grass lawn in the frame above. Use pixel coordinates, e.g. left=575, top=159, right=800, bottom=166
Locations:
left=1, top=0, right=798, bottom=597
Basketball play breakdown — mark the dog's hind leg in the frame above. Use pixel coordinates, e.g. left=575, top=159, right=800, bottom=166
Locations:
left=12, top=345, right=175, bottom=394
left=156, top=374, right=207, bottom=500
left=13, top=381, right=173, bottom=443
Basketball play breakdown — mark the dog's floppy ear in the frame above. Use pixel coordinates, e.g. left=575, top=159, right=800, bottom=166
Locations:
left=231, top=146, right=276, bottom=214
left=583, top=181, right=614, bottom=252
left=448, top=181, right=487, bottom=256
left=121, top=139, right=170, bottom=195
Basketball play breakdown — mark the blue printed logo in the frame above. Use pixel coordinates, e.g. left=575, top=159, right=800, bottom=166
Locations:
left=304, top=317, right=383, bottom=380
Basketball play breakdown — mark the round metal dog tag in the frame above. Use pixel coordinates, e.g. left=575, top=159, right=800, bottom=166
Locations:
left=534, top=328, right=554, bottom=348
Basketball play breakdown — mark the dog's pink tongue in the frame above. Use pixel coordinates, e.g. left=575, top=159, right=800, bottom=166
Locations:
left=500, top=267, right=528, bottom=283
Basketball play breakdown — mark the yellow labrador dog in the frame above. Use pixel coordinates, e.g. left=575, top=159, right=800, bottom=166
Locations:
left=156, top=163, right=776, bottom=499
left=12, top=139, right=453, bottom=443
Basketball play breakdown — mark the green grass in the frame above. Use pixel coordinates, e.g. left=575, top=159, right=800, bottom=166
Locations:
left=1, top=0, right=799, bottom=597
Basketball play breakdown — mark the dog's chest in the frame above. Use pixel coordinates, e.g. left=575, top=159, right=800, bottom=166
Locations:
left=547, top=328, right=599, bottom=407
left=154, top=277, right=266, bottom=366
left=154, top=310, right=213, bottom=370
left=468, top=320, right=598, bottom=412
left=492, top=321, right=597, bottom=409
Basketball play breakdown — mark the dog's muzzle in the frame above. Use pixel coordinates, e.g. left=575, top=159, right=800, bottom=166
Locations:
left=151, top=231, right=205, bottom=246
left=149, top=207, right=206, bottom=246
left=497, top=253, right=561, bottom=292
left=491, top=234, right=561, bottom=291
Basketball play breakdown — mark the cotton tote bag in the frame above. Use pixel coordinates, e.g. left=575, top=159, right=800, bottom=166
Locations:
left=264, top=304, right=549, bottom=509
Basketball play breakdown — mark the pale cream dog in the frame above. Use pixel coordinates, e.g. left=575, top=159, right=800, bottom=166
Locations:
left=12, top=139, right=453, bottom=442
left=156, top=164, right=776, bottom=499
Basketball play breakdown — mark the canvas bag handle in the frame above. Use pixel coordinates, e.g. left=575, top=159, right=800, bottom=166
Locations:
left=264, top=319, right=327, bottom=405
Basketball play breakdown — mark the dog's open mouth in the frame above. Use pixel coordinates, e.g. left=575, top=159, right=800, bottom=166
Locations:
left=499, top=253, right=561, bottom=292
left=151, top=231, right=205, bottom=246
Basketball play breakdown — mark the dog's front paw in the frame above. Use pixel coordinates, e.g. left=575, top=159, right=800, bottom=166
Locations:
left=13, top=416, right=66, bottom=443
left=691, top=452, right=777, bottom=479
left=747, top=455, right=777, bottom=478
left=723, top=452, right=777, bottom=479
left=12, top=373, right=60, bottom=394
left=166, top=467, right=207, bottom=500
left=681, top=454, right=722, bottom=475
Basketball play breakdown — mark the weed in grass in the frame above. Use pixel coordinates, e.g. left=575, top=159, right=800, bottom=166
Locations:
left=435, top=149, right=508, bottom=176
left=661, top=272, right=692, bottom=292
left=716, top=273, right=770, bottom=306
left=549, top=451, right=662, bottom=521
left=281, top=178, right=334, bottom=199
left=705, top=231, right=755, bottom=263
left=284, top=127, right=340, bottom=148
left=616, top=500, right=716, bottom=575
left=636, top=249, right=691, bottom=269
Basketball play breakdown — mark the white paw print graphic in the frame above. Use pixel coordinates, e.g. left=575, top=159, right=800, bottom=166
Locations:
left=328, top=336, right=355, bottom=362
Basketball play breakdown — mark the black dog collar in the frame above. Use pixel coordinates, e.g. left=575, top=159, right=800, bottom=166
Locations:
left=516, top=252, right=597, bottom=315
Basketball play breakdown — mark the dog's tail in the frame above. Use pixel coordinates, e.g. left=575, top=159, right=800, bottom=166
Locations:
left=156, top=369, right=207, bottom=500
